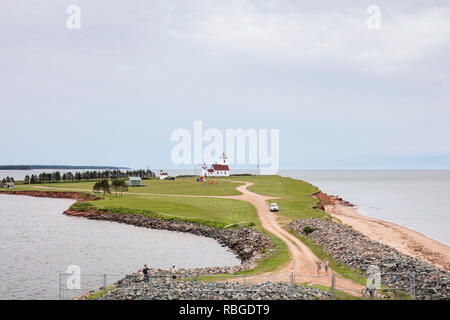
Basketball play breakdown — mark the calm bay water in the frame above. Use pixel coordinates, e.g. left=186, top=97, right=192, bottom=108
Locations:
left=0, top=194, right=239, bottom=300
left=280, top=170, right=450, bottom=245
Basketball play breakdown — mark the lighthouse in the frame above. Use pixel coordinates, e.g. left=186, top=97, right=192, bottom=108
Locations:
left=203, top=152, right=231, bottom=177
left=219, top=152, right=228, bottom=165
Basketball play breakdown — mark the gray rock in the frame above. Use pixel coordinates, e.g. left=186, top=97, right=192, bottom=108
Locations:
left=289, top=218, right=450, bottom=300
left=97, top=275, right=331, bottom=300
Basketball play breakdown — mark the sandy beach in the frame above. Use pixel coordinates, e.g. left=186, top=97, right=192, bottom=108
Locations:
left=320, top=195, right=450, bottom=272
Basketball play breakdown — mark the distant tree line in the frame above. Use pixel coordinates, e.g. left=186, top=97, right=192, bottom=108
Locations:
left=24, top=169, right=155, bottom=184
left=0, top=165, right=129, bottom=170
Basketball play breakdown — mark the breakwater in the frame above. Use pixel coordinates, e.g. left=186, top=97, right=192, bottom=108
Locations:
left=289, top=218, right=450, bottom=300
left=95, top=272, right=331, bottom=300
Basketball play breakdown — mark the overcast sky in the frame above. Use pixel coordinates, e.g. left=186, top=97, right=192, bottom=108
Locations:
left=1, top=0, right=449, bottom=169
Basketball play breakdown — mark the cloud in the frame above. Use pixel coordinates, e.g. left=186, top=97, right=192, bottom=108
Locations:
left=167, top=3, right=450, bottom=78
left=1, top=0, right=450, bottom=168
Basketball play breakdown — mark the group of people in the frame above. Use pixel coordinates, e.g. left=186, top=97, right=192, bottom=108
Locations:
left=142, top=264, right=178, bottom=283
left=315, top=259, right=329, bottom=275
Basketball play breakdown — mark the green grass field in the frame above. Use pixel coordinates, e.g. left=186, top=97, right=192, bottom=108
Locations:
left=72, top=194, right=259, bottom=229
left=12, top=175, right=325, bottom=223
left=218, top=175, right=326, bottom=221
left=12, top=177, right=243, bottom=196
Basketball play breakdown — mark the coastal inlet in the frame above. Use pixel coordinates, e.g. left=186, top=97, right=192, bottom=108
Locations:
left=0, top=194, right=242, bottom=300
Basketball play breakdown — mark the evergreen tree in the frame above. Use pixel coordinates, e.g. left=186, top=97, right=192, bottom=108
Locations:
left=100, top=179, right=111, bottom=195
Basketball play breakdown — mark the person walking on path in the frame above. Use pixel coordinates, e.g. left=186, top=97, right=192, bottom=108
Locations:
left=171, top=264, right=178, bottom=283
left=324, top=259, right=329, bottom=274
left=316, top=260, right=322, bottom=275
left=143, top=264, right=150, bottom=283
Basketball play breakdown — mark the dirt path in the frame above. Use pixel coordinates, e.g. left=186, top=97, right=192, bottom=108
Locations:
left=327, top=203, right=450, bottom=272
left=216, top=182, right=362, bottom=295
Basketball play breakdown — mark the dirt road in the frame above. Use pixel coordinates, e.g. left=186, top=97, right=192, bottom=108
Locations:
left=218, top=182, right=362, bottom=295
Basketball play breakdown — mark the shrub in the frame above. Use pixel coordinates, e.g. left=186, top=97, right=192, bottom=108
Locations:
left=70, top=202, right=95, bottom=212
left=303, top=226, right=315, bottom=235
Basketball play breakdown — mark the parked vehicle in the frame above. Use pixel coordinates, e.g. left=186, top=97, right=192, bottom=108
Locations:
left=166, top=176, right=176, bottom=181
left=270, top=203, right=279, bottom=212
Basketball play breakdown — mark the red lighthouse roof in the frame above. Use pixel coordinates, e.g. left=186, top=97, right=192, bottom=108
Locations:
left=211, top=164, right=230, bottom=171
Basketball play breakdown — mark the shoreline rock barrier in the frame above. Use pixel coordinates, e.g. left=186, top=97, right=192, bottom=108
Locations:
left=289, top=218, right=450, bottom=300
left=0, top=190, right=96, bottom=200
left=95, top=272, right=331, bottom=300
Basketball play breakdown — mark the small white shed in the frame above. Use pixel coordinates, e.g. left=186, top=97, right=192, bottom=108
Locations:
left=127, top=177, right=142, bottom=187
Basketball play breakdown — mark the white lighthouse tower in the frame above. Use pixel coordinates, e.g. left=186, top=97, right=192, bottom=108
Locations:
left=219, top=152, right=228, bottom=165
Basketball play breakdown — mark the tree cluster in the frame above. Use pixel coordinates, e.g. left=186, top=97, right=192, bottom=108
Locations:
left=24, top=169, right=154, bottom=184
left=93, top=179, right=128, bottom=197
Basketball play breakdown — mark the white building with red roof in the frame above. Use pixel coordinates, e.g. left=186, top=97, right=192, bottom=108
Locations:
left=159, top=170, right=169, bottom=180
left=202, top=153, right=230, bottom=177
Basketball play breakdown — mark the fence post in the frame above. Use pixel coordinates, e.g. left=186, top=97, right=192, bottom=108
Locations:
left=331, top=273, right=336, bottom=300
left=410, top=272, right=416, bottom=300
left=59, top=273, right=62, bottom=300
left=103, top=274, right=107, bottom=292
left=242, top=275, right=248, bottom=299
left=290, top=273, right=295, bottom=300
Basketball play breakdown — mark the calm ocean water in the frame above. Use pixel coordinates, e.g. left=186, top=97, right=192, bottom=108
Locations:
left=0, top=194, right=239, bottom=300
left=280, top=170, right=450, bottom=245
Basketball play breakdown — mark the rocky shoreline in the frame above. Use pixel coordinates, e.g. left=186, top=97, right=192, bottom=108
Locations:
left=0, top=190, right=96, bottom=200
left=94, top=272, right=331, bottom=300
left=289, top=218, right=450, bottom=300
left=313, top=191, right=353, bottom=210
left=65, top=210, right=272, bottom=272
